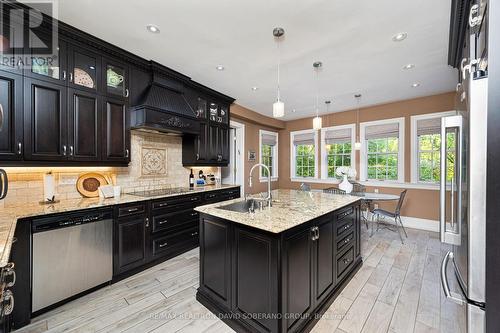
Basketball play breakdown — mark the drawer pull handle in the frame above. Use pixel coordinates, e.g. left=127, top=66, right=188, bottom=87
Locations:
left=158, top=220, right=168, bottom=225
left=145, top=218, right=149, bottom=227
left=190, top=212, right=198, bottom=217
left=344, top=238, right=351, bottom=244
left=127, top=207, right=139, bottom=212
left=343, top=258, right=351, bottom=264
left=158, top=203, right=168, bottom=207
left=191, top=232, right=198, bottom=237
left=191, top=197, right=198, bottom=201
left=344, top=224, right=351, bottom=230
left=159, top=242, right=168, bottom=248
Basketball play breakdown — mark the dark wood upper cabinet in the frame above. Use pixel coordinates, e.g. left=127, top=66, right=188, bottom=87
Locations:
left=219, top=126, right=229, bottom=164
left=68, top=45, right=101, bottom=93
left=24, top=35, right=67, bottom=85
left=102, top=58, right=129, bottom=99
left=0, top=8, right=23, bottom=74
left=0, top=71, right=23, bottom=160
left=67, top=89, right=101, bottom=161
left=24, top=78, right=68, bottom=161
left=102, top=97, right=130, bottom=163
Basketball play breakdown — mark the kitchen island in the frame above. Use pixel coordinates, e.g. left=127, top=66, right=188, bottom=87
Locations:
left=195, top=189, right=362, bottom=333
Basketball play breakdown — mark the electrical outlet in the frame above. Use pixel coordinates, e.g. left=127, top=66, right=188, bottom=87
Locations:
left=374, top=188, right=379, bottom=193
left=58, top=174, right=77, bottom=185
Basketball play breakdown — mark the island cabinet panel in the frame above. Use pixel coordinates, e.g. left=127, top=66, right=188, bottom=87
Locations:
left=199, top=217, right=232, bottom=309
left=314, top=216, right=336, bottom=306
left=283, top=227, right=314, bottom=333
left=232, top=227, right=279, bottom=333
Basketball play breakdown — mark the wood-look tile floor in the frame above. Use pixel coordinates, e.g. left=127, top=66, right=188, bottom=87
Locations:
left=16, top=225, right=465, bottom=333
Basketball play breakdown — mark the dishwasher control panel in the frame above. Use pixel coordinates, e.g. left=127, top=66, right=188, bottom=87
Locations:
left=32, top=210, right=113, bottom=233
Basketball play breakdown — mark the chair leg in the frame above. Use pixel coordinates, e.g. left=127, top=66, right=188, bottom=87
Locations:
left=395, top=217, right=405, bottom=244
left=397, top=216, right=408, bottom=238
left=370, top=213, right=375, bottom=237
left=376, top=214, right=380, bottom=232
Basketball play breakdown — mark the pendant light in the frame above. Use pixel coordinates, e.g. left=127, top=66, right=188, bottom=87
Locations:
left=354, top=94, right=362, bottom=150
left=312, top=61, right=323, bottom=130
left=272, top=27, right=285, bottom=118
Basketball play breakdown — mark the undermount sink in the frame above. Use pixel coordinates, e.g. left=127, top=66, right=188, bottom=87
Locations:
left=218, top=199, right=258, bottom=213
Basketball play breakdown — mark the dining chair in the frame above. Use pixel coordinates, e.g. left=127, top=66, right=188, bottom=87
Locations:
left=299, top=183, right=311, bottom=192
left=350, top=181, right=371, bottom=229
left=323, top=187, right=346, bottom=195
left=371, top=189, right=408, bottom=243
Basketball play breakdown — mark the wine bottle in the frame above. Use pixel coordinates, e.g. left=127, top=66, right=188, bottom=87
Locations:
left=189, top=169, right=195, bottom=188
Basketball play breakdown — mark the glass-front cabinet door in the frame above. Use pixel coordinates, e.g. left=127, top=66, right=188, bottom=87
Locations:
left=68, top=45, right=101, bottom=93
left=0, top=8, right=23, bottom=73
left=219, top=105, right=229, bottom=125
left=25, top=33, right=67, bottom=84
left=103, top=58, right=128, bottom=99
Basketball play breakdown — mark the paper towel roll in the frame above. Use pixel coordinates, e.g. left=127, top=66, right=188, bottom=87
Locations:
left=43, top=173, right=55, bottom=201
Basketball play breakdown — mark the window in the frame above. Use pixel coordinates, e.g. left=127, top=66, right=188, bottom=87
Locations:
left=411, top=112, right=456, bottom=183
left=259, top=130, right=278, bottom=180
left=290, top=130, right=318, bottom=178
left=321, top=125, right=355, bottom=179
left=360, top=118, right=405, bottom=182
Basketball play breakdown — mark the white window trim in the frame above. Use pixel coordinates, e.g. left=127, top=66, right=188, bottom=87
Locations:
left=320, top=124, right=356, bottom=180
left=359, top=117, right=405, bottom=183
left=290, top=129, right=319, bottom=180
left=259, top=129, right=279, bottom=182
left=410, top=111, right=456, bottom=184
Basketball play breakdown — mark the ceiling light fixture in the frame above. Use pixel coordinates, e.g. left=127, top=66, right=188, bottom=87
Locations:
left=312, top=61, right=323, bottom=130
left=216, top=65, right=225, bottom=71
left=403, top=63, right=415, bottom=70
left=411, top=82, right=421, bottom=87
left=251, top=86, right=258, bottom=91
left=354, top=94, right=362, bottom=150
left=392, top=32, right=407, bottom=42
left=146, top=24, right=160, bottom=33
left=272, top=27, right=285, bottom=118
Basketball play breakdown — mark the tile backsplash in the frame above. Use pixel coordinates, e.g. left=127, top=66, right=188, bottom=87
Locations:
left=0, top=131, right=219, bottom=208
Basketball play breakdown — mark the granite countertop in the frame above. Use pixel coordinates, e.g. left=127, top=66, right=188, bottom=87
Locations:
left=0, top=184, right=239, bottom=267
left=195, top=189, right=361, bottom=234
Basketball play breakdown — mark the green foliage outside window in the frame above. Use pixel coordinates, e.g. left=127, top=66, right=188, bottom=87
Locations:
left=295, top=144, right=315, bottom=177
left=418, top=132, right=455, bottom=182
left=261, top=144, right=273, bottom=177
left=326, top=142, right=352, bottom=178
left=367, top=137, right=399, bottom=180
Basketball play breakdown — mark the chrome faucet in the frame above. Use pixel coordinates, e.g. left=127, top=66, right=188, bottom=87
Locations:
left=248, top=163, right=272, bottom=208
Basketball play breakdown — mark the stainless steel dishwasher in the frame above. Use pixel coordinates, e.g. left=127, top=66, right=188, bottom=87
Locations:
left=31, top=210, right=113, bottom=313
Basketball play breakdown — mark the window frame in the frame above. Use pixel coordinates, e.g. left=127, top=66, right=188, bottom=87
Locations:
left=410, top=111, right=456, bottom=184
left=360, top=117, right=405, bottom=183
left=290, top=129, right=319, bottom=180
left=259, top=129, right=279, bottom=182
left=320, top=124, right=356, bottom=180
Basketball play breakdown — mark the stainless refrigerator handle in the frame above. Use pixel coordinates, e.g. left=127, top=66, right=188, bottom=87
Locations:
left=450, top=177, right=454, bottom=229
left=0, top=102, right=3, bottom=130
left=441, top=251, right=465, bottom=305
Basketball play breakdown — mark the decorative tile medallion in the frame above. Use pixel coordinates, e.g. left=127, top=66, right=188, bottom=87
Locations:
left=141, top=147, right=167, bottom=177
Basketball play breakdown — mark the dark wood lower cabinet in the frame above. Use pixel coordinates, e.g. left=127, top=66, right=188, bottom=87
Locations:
left=197, top=202, right=361, bottom=333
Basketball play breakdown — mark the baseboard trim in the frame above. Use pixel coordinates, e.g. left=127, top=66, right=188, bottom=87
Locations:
left=400, top=216, right=439, bottom=232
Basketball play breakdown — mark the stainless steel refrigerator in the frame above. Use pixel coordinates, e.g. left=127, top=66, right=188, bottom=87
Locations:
left=440, top=1, right=489, bottom=331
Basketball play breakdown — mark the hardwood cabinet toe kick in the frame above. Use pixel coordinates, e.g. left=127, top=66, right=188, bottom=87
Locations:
left=196, top=202, right=362, bottom=333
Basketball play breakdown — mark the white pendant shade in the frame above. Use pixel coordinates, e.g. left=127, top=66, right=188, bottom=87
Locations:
left=273, top=100, right=285, bottom=118
left=354, top=141, right=362, bottom=150
left=313, top=116, right=322, bottom=130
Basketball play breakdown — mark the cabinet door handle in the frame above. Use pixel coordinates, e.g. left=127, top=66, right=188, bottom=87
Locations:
left=190, top=212, right=198, bottom=217
left=0, top=103, right=3, bottom=130
left=157, top=202, right=168, bottom=208
left=196, top=153, right=200, bottom=161
left=3, top=290, right=13, bottom=315
left=125, top=149, right=129, bottom=158
left=159, top=242, right=168, bottom=248
left=124, top=88, right=129, bottom=98
left=127, top=207, right=139, bottom=212
left=62, top=70, right=67, bottom=81
left=69, top=72, right=73, bottom=82
left=343, top=258, right=351, bottom=264
left=69, top=146, right=74, bottom=156
left=63, top=145, right=67, bottom=156
left=17, top=142, right=22, bottom=155
left=158, top=219, right=168, bottom=225
left=145, top=217, right=149, bottom=227
left=191, top=231, right=198, bottom=237
left=5, top=266, right=16, bottom=288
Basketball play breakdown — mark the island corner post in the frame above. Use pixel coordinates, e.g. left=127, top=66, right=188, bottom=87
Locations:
left=195, top=197, right=362, bottom=333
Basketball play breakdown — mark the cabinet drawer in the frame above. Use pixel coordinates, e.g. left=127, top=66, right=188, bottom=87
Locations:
left=335, top=206, right=354, bottom=222
left=152, top=227, right=199, bottom=257
left=336, top=219, right=354, bottom=237
left=152, top=195, right=201, bottom=211
left=337, top=246, right=354, bottom=280
left=118, top=203, right=146, bottom=217
left=152, top=209, right=199, bottom=233
left=336, top=231, right=354, bottom=253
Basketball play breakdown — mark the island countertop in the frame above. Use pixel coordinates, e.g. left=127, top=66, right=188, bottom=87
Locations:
left=195, top=189, right=361, bottom=233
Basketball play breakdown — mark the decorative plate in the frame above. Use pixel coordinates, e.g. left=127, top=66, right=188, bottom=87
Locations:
left=74, top=68, right=95, bottom=88
left=76, top=173, right=108, bottom=198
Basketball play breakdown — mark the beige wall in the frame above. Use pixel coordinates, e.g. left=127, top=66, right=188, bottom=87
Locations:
left=231, top=92, right=457, bottom=221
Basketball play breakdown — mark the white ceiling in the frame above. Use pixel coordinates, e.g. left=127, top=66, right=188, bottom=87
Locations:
left=57, top=0, right=457, bottom=120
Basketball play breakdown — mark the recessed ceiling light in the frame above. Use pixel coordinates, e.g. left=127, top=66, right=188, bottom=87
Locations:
left=251, top=86, right=258, bottom=91
left=216, top=65, right=225, bottom=71
left=403, top=63, right=415, bottom=70
left=392, top=32, right=407, bottom=42
left=146, top=24, right=160, bottom=33
left=292, top=109, right=296, bottom=113
left=412, top=83, right=420, bottom=88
